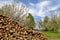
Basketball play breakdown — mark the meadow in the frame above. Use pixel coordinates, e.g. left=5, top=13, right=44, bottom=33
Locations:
left=41, top=31, right=60, bottom=40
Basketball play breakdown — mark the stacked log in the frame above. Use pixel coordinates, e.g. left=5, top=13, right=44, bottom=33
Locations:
left=0, top=15, right=48, bottom=40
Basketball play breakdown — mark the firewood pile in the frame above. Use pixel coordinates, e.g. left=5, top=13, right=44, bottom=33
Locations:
left=0, top=15, right=48, bottom=40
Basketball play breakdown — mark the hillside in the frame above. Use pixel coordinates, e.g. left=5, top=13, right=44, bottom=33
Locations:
left=0, top=15, right=47, bottom=40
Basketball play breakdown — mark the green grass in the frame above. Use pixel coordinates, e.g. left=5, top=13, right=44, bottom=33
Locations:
left=41, top=31, right=60, bottom=38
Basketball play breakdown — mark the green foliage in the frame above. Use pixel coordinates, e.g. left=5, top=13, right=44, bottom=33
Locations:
left=47, top=14, right=60, bottom=32
left=26, top=13, right=35, bottom=29
left=0, top=8, right=4, bottom=15
left=43, top=16, right=49, bottom=31
left=40, top=14, right=60, bottom=32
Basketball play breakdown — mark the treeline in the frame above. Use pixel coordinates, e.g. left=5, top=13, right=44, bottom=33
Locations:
left=0, top=2, right=35, bottom=29
left=39, top=14, right=60, bottom=32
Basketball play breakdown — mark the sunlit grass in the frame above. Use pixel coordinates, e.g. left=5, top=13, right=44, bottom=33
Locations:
left=41, top=31, right=60, bottom=38
left=41, top=31, right=60, bottom=40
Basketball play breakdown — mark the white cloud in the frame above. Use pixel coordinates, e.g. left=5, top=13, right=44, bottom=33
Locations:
left=0, top=0, right=51, bottom=17
left=37, top=1, right=51, bottom=7
left=0, top=0, right=60, bottom=18
left=48, top=5, right=60, bottom=11
left=28, top=8, right=35, bottom=15
left=29, top=3, right=35, bottom=6
left=28, top=1, right=51, bottom=17
left=28, top=0, right=60, bottom=18
left=0, top=0, right=13, bottom=8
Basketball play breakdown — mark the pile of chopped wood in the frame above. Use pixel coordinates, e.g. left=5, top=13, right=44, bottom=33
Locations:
left=0, top=15, right=48, bottom=40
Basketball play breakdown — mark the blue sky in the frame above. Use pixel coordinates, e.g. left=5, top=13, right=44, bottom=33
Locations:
left=0, top=0, right=60, bottom=20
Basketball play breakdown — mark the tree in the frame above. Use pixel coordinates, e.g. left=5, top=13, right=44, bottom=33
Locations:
left=51, top=14, right=60, bottom=32
left=26, top=13, right=35, bottom=29
left=39, top=19, right=43, bottom=27
left=44, top=14, right=60, bottom=32
left=43, top=16, right=49, bottom=30
left=1, top=2, right=29, bottom=25
left=1, top=2, right=35, bottom=30
left=0, top=8, right=4, bottom=15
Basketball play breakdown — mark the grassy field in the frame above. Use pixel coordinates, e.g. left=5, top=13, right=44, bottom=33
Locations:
left=41, top=31, right=60, bottom=40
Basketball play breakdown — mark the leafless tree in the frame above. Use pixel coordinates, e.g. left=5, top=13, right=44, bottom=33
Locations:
left=2, top=2, right=29, bottom=25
